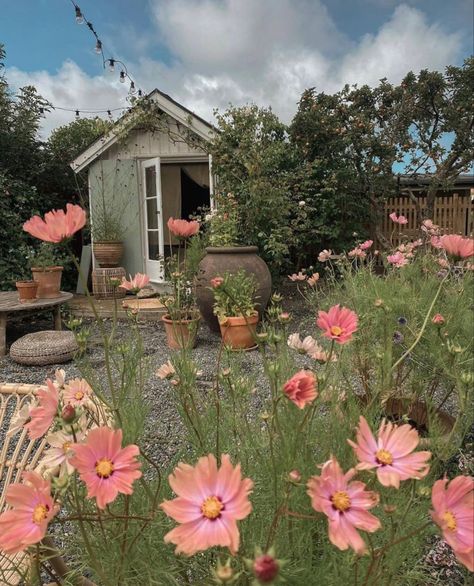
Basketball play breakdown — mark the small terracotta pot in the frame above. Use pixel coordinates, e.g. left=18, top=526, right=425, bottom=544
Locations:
left=383, top=397, right=455, bottom=447
left=162, top=314, right=200, bottom=350
left=219, top=312, right=259, bottom=350
left=31, top=266, right=63, bottom=299
left=93, top=241, right=124, bottom=267
left=15, top=280, right=38, bottom=303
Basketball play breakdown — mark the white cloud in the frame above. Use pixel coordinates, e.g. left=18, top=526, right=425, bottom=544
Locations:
left=6, top=2, right=463, bottom=136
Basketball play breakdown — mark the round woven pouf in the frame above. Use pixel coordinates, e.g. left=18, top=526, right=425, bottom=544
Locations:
left=10, top=331, right=78, bottom=365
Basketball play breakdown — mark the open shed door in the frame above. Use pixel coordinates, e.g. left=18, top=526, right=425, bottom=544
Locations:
left=141, top=158, right=164, bottom=281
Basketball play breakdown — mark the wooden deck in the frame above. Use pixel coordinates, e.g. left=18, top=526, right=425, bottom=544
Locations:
left=67, top=295, right=167, bottom=321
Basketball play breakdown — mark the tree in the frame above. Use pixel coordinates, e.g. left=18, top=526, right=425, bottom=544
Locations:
left=210, top=104, right=296, bottom=274
left=399, top=57, right=474, bottom=219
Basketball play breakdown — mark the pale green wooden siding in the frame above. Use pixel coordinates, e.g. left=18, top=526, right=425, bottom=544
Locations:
left=89, top=159, right=144, bottom=275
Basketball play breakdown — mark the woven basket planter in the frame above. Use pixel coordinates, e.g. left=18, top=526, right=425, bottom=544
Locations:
left=92, top=267, right=126, bottom=300
left=10, top=331, right=78, bottom=365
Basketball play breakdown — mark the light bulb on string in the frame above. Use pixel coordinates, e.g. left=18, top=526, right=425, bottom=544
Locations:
left=130, top=81, right=135, bottom=92
left=138, top=89, right=143, bottom=97
left=95, top=40, right=102, bottom=54
left=107, top=110, right=113, bottom=121
left=108, top=59, right=115, bottom=72
left=75, top=6, right=84, bottom=24
left=120, top=71, right=126, bottom=83
left=75, top=110, right=80, bottom=119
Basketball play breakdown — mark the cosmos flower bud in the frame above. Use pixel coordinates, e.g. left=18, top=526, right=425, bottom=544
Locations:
left=383, top=504, right=397, bottom=515
left=432, top=313, right=445, bottom=325
left=289, top=469, right=301, bottom=482
left=278, top=312, right=291, bottom=323
left=213, top=558, right=236, bottom=583
left=61, top=404, right=76, bottom=423
left=210, top=276, right=224, bottom=289
left=374, top=298, right=384, bottom=307
left=253, top=553, right=280, bottom=584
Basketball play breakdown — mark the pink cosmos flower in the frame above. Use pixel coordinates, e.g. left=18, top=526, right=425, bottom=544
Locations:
left=287, top=333, right=318, bottom=355
left=63, top=378, right=93, bottom=407
left=348, top=247, right=367, bottom=259
left=318, top=249, right=332, bottom=262
left=160, top=453, right=253, bottom=556
left=23, top=204, right=86, bottom=243
left=156, top=360, right=176, bottom=380
left=438, top=234, right=474, bottom=259
left=70, top=427, right=142, bottom=509
left=359, top=240, right=373, bottom=250
left=7, top=401, right=36, bottom=438
left=348, top=416, right=431, bottom=489
left=389, top=212, right=408, bottom=225
left=431, top=476, right=474, bottom=572
left=25, top=379, right=59, bottom=440
left=317, top=304, right=358, bottom=344
left=387, top=251, right=409, bottom=268
left=432, top=313, right=445, bottom=325
left=210, top=276, right=224, bottom=288
left=38, top=429, right=85, bottom=477
left=167, top=217, right=200, bottom=238
left=283, top=370, right=318, bottom=409
left=421, top=219, right=439, bottom=235
left=430, top=235, right=443, bottom=249
left=288, top=272, right=306, bottom=281
left=121, top=273, right=151, bottom=292
left=307, top=457, right=381, bottom=555
left=0, top=472, right=58, bottom=554
left=307, top=272, right=320, bottom=286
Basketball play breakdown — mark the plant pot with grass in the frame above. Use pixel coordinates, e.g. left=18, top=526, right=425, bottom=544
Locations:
left=91, top=206, right=125, bottom=267
left=196, top=193, right=271, bottom=332
left=212, top=270, right=259, bottom=350
left=162, top=218, right=203, bottom=350
left=29, top=243, right=63, bottom=299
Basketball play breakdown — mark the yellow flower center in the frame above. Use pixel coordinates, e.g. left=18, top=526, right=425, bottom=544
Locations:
left=443, top=511, right=457, bottom=532
left=332, top=491, right=351, bottom=512
left=74, top=391, right=84, bottom=400
left=201, top=495, right=223, bottom=519
left=32, top=504, right=49, bottom=524
left=376, top=449, right=393, bottom=465
left=330, top=325, right=344, bottom=337
left=95, top=458, right=114, bottom=478
left=62, top=441, right=71, bottom=453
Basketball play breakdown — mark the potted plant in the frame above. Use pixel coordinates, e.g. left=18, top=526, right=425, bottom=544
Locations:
left=196, top=192, right=272, bottom=332
left=162, top=218, right=202, bottom=350
left=15, top=274, right=38, bottom=303
left=29, top=243, right=63, bottom=299
left=91, top=208, right=125, bottom=267
left=212, top=269, right=259, bottom=350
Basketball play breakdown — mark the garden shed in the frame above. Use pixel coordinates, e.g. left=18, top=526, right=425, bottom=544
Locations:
left=70, top=89, right=215, bottom=282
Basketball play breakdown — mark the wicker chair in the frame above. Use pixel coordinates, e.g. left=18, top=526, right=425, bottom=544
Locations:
left=0, top=383, right=97, bottom=586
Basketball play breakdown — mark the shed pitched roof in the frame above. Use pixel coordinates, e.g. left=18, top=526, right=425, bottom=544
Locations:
left=70, top=89, right=215, bottom=173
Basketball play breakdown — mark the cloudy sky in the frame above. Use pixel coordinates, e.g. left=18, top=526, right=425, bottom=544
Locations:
left=2, top=0, right=473, bottom=136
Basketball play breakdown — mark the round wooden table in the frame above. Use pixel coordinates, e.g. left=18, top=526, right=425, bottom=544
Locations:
left=0, top=291, right=73, bottom=356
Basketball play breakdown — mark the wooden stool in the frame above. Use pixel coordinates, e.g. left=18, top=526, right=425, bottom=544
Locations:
left=92, top=267, right=126, bottom=299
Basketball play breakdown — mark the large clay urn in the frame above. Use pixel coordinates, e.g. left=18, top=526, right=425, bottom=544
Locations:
left=196, top=246, right=272, bottom=332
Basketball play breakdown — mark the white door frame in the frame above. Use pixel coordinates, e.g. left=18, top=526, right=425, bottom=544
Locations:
left=141, top=157, right=164, bottom=282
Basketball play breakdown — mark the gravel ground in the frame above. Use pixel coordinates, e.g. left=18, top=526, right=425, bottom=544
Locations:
left=0, top=289, right=469, bottom=584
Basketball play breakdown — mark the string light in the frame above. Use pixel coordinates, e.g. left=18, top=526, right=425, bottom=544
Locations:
left=69, top=0, right=144, bottom=99
left=75, top=6, right=83, bottom=24
left=75, top=110, right=80, bottom=118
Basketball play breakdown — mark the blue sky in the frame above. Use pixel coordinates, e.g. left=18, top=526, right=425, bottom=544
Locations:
left=2, top=0, right=473, bottom=135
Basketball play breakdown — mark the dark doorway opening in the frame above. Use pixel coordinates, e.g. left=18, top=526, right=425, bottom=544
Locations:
left=180, top=169, right=210, bottom=220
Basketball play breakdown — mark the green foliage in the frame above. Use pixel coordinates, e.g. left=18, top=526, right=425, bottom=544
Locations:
left=212, top=269, right=258, bottom=318
left=207, top=191, right=240, bottom=247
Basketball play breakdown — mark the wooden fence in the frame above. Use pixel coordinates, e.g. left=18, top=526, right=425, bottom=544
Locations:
left=378, top=193, right=474, bottom=247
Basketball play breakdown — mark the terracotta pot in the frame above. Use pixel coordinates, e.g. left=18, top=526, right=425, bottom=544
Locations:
left=196, top=246, right=272, bottom=332
left=383, top=397, right=455, bottom=446
left=93, top=241, right=124, bottom=267
left=162, top=314, right=200, bottom=350
left=31, top=266, right=63, bottom=299
left=15, top=280, right=38, bottom=303
left=219, top=312, right=259, bottom=350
